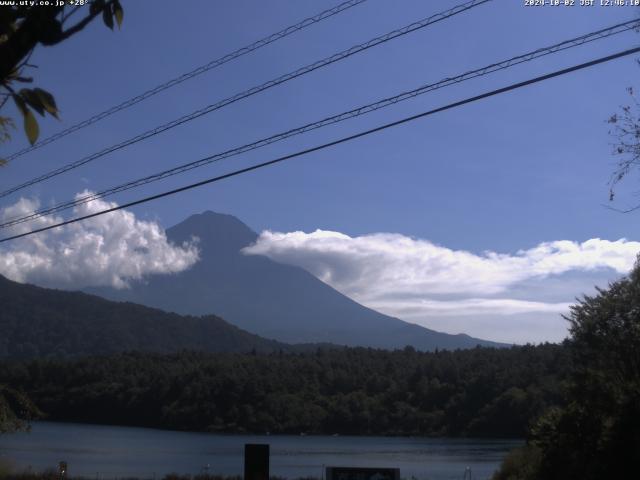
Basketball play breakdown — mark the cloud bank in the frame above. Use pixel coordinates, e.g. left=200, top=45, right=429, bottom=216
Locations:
left=244, top=230, right=640, bottom=342
left=0, top=192, right=198, bottom=289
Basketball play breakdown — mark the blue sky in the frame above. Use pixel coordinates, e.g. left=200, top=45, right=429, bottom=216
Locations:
left=1, top=0, right=640, bottom=343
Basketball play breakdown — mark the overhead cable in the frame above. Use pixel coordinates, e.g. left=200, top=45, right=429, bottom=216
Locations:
left=2, top=18, right=637, bottom=229
left=2, top=45, right=638, bottom=243
left=3, top=0, right=370, bottom=163
left=0, top=0, right=492, bottom=198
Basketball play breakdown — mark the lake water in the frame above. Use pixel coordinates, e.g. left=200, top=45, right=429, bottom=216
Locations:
left=0, top=422, right=521, bottom=480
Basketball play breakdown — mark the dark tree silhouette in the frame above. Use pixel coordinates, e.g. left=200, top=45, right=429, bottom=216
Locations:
left=0, top=384, right=41, bottom=433
left=607, top=84, right=640, bottom=209
left=494, top=257, right=640, bottom=480
left=0, top=1, right=123, bottom=148
left=0, top=344, right=568, bottom=438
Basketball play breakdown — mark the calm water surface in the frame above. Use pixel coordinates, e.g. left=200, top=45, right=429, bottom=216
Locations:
left=0, top=422, right=522, bottom=480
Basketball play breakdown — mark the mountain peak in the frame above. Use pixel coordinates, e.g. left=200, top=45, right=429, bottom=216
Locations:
left=167, top=211, right=258, bottom=252
left=199, top=210, right=238, bottom=220
left=186, top=210, right=248, bottom=226
left=92, top=211, right=505, bottom=351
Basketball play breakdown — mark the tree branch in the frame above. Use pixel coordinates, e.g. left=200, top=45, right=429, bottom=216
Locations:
left=0, top=2, right=112, bottom=83
left=58, top=5, right=106, bottom=41
left=0, top=7, right=63, bottom=83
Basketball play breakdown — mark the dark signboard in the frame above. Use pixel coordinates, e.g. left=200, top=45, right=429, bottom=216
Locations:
left=244, top=443, right=269, bottom=480
left=326, top=466, right=400, bottom=480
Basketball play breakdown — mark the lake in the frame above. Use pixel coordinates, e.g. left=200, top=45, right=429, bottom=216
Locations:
left=0, top=422, right=521, bottom=480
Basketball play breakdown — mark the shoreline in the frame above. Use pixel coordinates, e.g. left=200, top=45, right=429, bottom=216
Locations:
left=16, top=420, right=525, bottom=441
left=0, top=422, right=521, bottom=480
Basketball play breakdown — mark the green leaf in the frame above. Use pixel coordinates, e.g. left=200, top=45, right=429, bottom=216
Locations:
left=103, top=5, right=114, bottom=30
left=113, top=0, right=123, bottom=28
left=33, top=88, right=59, bottom=119
left=12, top=94, right=27, bottom=115
left=20, top=89, right=45, bottom=117
left=12, top=93, right=40, bottom=145
left=23, top=109, right=39, bottom=145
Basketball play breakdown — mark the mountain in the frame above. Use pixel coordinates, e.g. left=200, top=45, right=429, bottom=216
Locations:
left=0, top=274, right=288, bottom=359
left=91, top=211, right=505, bottom=350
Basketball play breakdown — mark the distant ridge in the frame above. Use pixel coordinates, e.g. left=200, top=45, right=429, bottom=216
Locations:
left=0, top=274, right=289, bottom=359
left=91, top=211, right=506, bottom=351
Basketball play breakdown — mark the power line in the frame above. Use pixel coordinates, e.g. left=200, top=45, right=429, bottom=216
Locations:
left=0, top=0, right=492, bottom=199
left=2, top=18, right=638, bottom=230
left=2, top=45, right=638, bottom=244
left=3, top=0, right=369, bottom=163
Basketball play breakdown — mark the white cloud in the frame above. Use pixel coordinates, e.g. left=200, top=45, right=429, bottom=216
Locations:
left=0, top=192, right=199, bottom=289
left=372, top=298, right=573, bottom=317
left=243, top=230, right=639, bottom=296
left=243, top=229, right=640, bottom=342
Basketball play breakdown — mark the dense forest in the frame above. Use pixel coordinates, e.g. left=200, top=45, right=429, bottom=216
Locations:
left=0, top=344, right=567, bottom=438
left=0, top=275, right=292, bottom=358
left=493, top=262, right=640, bottom=480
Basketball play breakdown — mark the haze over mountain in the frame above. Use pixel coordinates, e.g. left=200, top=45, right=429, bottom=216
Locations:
left=90, top=211, right=505, bottom=350
left=0, top=274, right=288, bottom=359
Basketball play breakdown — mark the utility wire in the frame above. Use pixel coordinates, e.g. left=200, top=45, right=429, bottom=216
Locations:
left=2, top=45, right=638, bottom=244
left=3, top=0, right=369, bottom=163
left=0, top=0, right=492, bottom=199
left=1, top=19, right=638, bottom=230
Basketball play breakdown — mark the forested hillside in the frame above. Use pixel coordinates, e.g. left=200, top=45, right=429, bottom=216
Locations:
left=0, top=275, right=287, bottom=358
left=0, top=344, right=568, bottom=438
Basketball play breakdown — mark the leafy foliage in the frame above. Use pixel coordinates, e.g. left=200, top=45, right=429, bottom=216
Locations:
left=0, top=344, right=567, bottom=438
left=492, top=445, right=543, bottom=480
left=493, top=259, right=640, bottom=479
left=1, top=471, right=241, bottom=480
left=0, top=116, right=14, bottom=153
left=0, top=1, right=123, bottom=148
left=0, top=384, right=41, bottom=434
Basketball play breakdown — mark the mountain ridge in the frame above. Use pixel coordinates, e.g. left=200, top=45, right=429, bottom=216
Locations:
left=0, top=274, right=291, bottom=358
left=90, top=211, right=506, bottom=350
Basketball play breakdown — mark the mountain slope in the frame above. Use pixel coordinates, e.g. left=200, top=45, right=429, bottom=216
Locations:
left=0, top=274, right=287, bottom=359
left=91, top=211, right=505, bottom=350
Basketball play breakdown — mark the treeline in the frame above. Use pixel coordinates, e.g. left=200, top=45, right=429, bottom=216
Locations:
left=0, top=274, right=290, bottom=359
left=0, top=344, right=568, bottom=438
left=492, top=263, right=640, bottom=480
